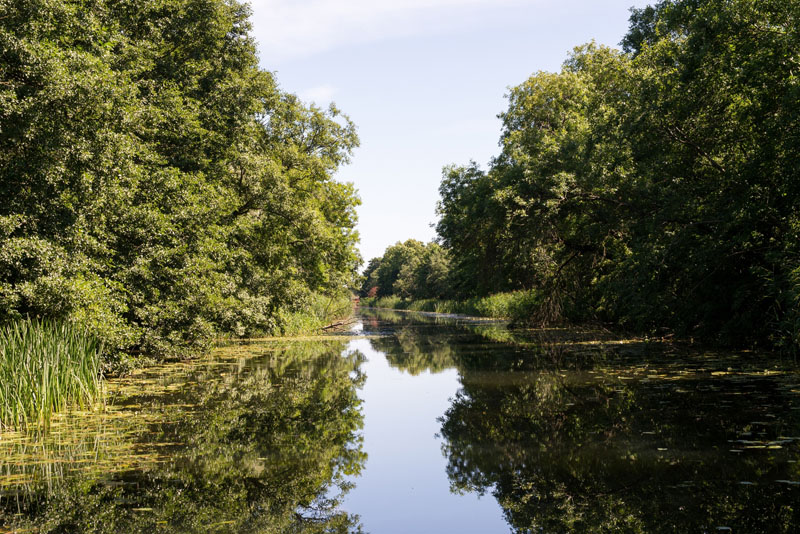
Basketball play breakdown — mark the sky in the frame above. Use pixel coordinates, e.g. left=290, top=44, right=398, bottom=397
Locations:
left=247, top=0, right=651, bottom=264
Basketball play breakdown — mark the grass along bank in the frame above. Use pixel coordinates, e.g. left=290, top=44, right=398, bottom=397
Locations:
left=0, top=319, right=104, bottom=431
left=277, top=292, right=356, bottom=336
left=0, top=293, right=356, bottom=432
left=360, top=291, right=541, bottom=322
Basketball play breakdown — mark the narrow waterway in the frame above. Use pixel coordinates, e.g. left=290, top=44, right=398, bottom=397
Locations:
left=1, top=308, right=799, bottom=533
left=340, top=335, right=508, bottom=533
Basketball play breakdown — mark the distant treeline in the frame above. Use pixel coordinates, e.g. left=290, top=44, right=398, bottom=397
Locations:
left=363, top=0, right=800, bottom=349
left=0, top=0, right=360, bottom=364
left=361, top=241, right=451, bottom=300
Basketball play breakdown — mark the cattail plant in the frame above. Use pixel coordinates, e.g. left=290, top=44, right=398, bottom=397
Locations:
left=0, top=319, right=104, bottom=431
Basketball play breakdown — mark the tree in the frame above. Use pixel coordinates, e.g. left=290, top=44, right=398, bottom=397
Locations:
left=0, top=0, right=362, bottom=360
left=360, top=257, right=383, bottom=297
left=361, top=240, right=454, bottom=300
left=610, top=0, right=800, bottom=347
left=432, top=0, right=800, bottom=348
left=372, top=240, right=426, bottom=298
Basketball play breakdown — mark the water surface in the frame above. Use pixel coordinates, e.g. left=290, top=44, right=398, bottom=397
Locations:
left=1, top=309, right=799, bottom=533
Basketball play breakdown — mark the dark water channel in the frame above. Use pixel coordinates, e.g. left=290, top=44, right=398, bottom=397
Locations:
left=1, top=309, right=799, bottom=533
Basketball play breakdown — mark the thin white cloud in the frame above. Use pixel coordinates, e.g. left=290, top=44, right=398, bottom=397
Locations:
left=298, top=84, right=338, bottom=106
left=249, top=0, right=527, bottom=63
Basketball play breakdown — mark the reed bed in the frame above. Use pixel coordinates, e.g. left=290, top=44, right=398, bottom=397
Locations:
left=0, top=319, right=103, bottom=431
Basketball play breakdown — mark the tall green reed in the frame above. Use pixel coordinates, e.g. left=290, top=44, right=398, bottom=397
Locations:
left=0, top=319, right=103, bottom=431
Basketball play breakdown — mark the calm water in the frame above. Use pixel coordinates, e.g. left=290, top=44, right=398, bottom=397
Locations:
left=1, top=309, right=799, bottom=533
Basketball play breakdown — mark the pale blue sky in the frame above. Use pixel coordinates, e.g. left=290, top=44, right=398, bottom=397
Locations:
left=248, top=0, right=650, bottom=263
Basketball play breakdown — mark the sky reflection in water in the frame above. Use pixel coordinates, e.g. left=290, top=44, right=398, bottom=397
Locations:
left=341, top=336, right=509, bottom=533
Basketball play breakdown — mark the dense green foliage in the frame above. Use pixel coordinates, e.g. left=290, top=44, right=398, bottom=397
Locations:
left=361, top=239, right=451, bottom=299
left=359, top=240, right=545, bottom=321
left=361, top=291, right=538, bottom=321
left=0, top=318, right=102, bottom=429
left=278, top=291, right=355, bottom=336
left=430, top=0, right=800, bottom=348
left=0, top=0, right=361, bottom=362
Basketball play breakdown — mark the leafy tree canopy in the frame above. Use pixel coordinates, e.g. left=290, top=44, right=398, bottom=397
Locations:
left=0, top=0, right=362, bottom=361
left=432, top=0, right=800, bottom=349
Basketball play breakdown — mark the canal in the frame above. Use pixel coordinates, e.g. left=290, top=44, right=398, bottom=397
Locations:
left=1, top=308, right=799, bottom=533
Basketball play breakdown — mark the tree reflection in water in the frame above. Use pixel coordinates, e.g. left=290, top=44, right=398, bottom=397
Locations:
left=1, top=340, right=367, bottom=534
left=364, top=309, right=800, bottom=534
left=4, top=310, right=799, bottom=533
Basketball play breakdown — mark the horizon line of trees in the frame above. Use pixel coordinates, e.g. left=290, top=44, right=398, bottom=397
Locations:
left=361, top=239, right=452, bottom=300
left=0, top=0, right=362, bottom=364
left=362, top=0, right=800, bottom=350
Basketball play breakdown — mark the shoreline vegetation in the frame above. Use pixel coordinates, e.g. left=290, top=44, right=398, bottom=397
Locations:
left=361, top=1, right=799, bottom=353
left=0, top=0, right=361, bottom=429
left=1, top=0, right=798, bottom=430
left=0, top=295, right=355, bottom=432
left=360, top=292, right=537, bottom=323
left=0, top=319, right=104, bottom=431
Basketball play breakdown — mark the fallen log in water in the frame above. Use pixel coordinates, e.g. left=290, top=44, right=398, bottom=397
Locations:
left=321, top=317, right=358, bottom=331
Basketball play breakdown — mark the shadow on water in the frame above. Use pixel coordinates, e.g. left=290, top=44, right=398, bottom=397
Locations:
left=1, top=308, right=799, bottom=533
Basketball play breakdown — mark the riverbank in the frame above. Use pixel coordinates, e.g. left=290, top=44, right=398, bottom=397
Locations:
left=0, top=293, right=357, bottom=432
left=360, top=291, right=540, bottom=322
left=361, top=294, right=684, bottom=347
left=5, top=308, right=795, bottom=533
